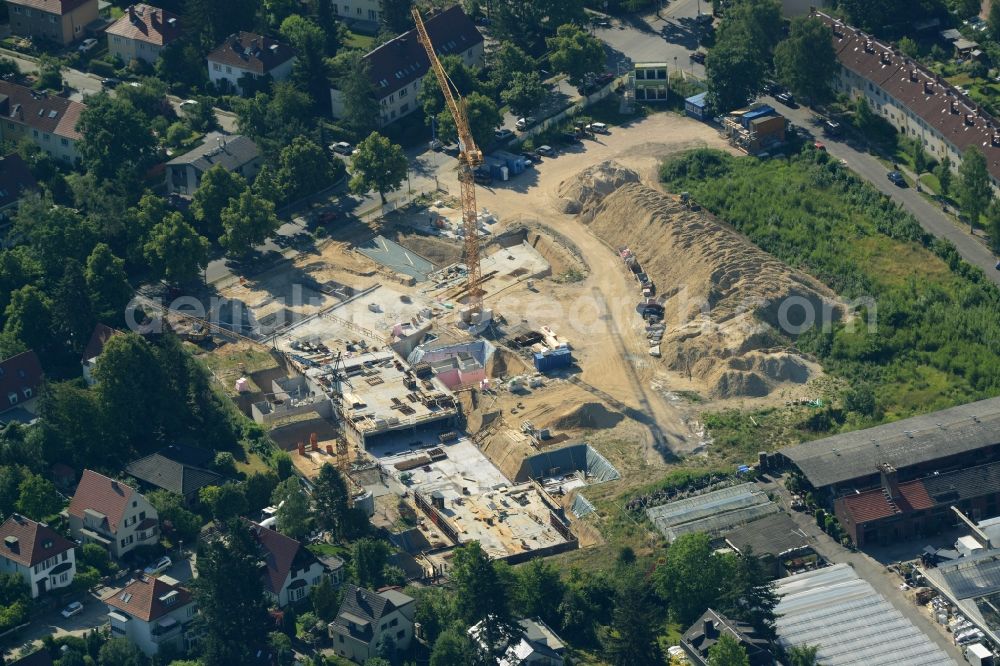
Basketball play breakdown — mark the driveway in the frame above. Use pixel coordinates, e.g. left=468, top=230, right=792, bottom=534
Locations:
left=2, top=593, right=109, bottom=661
left=595, top=0, right=707, bottom=80
left=768, top=96, right=1000, bottom=287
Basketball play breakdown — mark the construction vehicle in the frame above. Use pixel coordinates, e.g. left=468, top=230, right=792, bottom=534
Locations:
left=412, top=7, right=484, bottom=314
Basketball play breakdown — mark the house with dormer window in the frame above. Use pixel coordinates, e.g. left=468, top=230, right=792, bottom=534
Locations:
left=329, top=585, right=414, bottom=663
left=104, top=576, right=197, bottom=656
left=329, top=5, right=483, bottom=127
left=248, top=521, right=325, bottom=607
left=68, top=470, right=159, bottom=560
left=0, top=350, right=43, bottom=426
left=0, top=513, right=75, bottom=598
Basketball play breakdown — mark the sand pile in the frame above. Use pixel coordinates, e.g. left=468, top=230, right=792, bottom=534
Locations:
left=560, top=161, right=839, bottom=398
left=549, top=402, right=624, bottom=430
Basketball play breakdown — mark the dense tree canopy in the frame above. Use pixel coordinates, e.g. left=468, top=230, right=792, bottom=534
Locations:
left=349, top=132, right=409, bottom=203
left=547, top=24, right=605, bottom=86
left=774, top=16, right=838, bottom=102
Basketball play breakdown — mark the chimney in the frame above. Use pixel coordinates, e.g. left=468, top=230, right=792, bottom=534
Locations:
left=703, top=618, right=715, bottom=638
left=878, top=462, right=899, bottom=499
left=3, top=535, right=18, bottom=553
left=128, top=5, right=135, bottom=20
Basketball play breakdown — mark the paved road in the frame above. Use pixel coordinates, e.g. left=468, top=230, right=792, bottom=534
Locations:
left=595, top=0, right=706, bottom=79
left=768, top=97, right=1000, bottom=287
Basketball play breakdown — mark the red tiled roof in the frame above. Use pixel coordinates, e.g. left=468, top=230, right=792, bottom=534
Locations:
left=206, top=32, right=296, bottom=75
left=81, top=323, right=119, bottom=362
left=68, top=469, right=135, bottom=533
left=838, top=480, right=935, bottom=524
left=7, top=0, right=93, bottom=14
left=106, top=4, right=182, bottom=47
left=0, top=350, right=43, bottom=411
left=104, top=576, right=193, bottom=622
left=361, top=5, right=483, bottom=98
left=0, top=514, right=74, bottom=567
left=817, top=10, right=1000, bottom=184
left=249, top=521, right=301, bottom=595
left=0, top=81, right=84, bottom=141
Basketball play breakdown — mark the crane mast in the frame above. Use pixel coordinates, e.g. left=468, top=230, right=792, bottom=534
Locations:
left=412, top=7, right=483, bottom=312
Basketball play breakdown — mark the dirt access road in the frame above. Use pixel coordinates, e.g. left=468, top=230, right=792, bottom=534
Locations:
left=442, top=113, right=735, bottom=463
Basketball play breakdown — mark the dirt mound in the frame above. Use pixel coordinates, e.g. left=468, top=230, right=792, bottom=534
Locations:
left=549, top=402, right=624, bottom=430
left=561, top=161, right=839, bottom=398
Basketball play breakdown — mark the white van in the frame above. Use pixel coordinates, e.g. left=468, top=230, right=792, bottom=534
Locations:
left=589, top=122, right=609, bottom=134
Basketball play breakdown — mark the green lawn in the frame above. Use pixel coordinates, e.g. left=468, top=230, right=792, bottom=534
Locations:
left=344, top=31, right=375, bottom=51
left=660, top=148, right=1000, bottom=444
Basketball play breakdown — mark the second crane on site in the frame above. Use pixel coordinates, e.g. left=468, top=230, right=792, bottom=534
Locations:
left=412, top=7, right=484, bottom=315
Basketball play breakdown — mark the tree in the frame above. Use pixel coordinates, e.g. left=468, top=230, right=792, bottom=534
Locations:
left=430, top=628, right=475, bottom=666
left=13, top=197, right=97, bottom=282
left=143, top=213, right=210, bottom=285
left=490, top=0, right=586, bottom=53
left=773, top=17, right=837, bottom=102
left=501, top=71, right=546, bottom=117
left=451, top=542, right=520, bottom=663
left=987, top=198, right=1000, bottom=255
left=3, top=286, right=53, bottom=354
left=35, top=54, right=63, bottom=90
left=898, top=36, right=918, bottom=58
left=936, top=154, right=953, bottom=196
left=991, top=0, right=1000, bottom=42
left=85, top=244, right=131, bottom=324
left=193, top=520, right=269, bottom=666
left=268, top=631, right=294, bottom=666
left=0, top=57, right=18, bottom=79
left=52, top=259, right=95, bottom=352
left=512, top=559, right=564, bottom=627
left=280, top=15, right=332, bottom=112
left=97, top=638, right=146, bottom=666
left=94, top=333, right=165, bottom=447
left=244, top=470, right=280, bottom=513
left=80, top=543, right=112, bottom=575
left=271, top=477, right=311, bottom=539
left=181, top=96, right=219, bottom=133
left=313, top=463, right=350, bottom=540
left=381, top=0, right=413, bottom=33
left=191, top=165, right=248, bottom=240
left=336, top=52, right=379, bottom=136
left=352, top=538, right=390, bottom=589
left=15, top=473, right=62, bottom=520
left=654, top=532, right=727, bottom=625
left=958, top=146, right=992, bottom=231
left=147, top=490, right=202, bottom=543
left=547, top=24, right=604, bottom=86
left=275, top=450, right=293, bottom=479
left=488, top=41, right=532, bottom=94
left=220, top=190, right=280, bottom=256
left=786, top=644, right=820, bottom=666
left=708, top=633, right=750, bottom=666
left=601, top=569, right=662, bottom=666
left=718, top=0, right=783, bottom=61
left=276, top=136, right=338, bottom=204
left=349, top=132, right=408, bottom=204
left=77, top=94, right=157, bottom=182
left=417, top=54, right=480, bottom=119
left=707, top=30, right=768, bottom=113
left=200, top=484, right=248, bottom=522
left=435, top=92, right=501, bottom=150
left=311, top=574, right=339, bottom=621
left=156, top=40, right=209, bottom=89
left=717, top=549, right=778, bottom=640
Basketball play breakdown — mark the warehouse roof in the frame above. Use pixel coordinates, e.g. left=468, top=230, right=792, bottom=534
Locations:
left=724, top=512, right=811, bottom=557
left=645, top=482, right=779, bottom=543
left=780, top=396, right=1000, bottom=488
left=774, top=564, right=957, bottom=666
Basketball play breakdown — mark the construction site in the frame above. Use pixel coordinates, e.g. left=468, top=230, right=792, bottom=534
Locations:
left=168, top=65, right=850, bottom=572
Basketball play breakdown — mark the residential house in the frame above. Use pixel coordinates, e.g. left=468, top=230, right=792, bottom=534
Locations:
left=249, top=521, right=325, bottom=607
left=816, top=10, right=1000, bottom=189
left=314, top=552, right=346, bottom=586
left=331, top=0, right=381, bottom=24
left=0, top=513, right=76, bottom=598
left=469, top=617, right=567, bottom=666
left=5, top=0, right=99, bottom=46
left=330, top=5, right=483, bottom=127
left=0, top=81, right=85, bottom=164
left=106, top=4, right=182, bottom=65
left=105, top=575, right=197, bottom=656
left=0, top=350, right=43, bottom=426
left=0, top=153, right=37, bottom=240
left=681, top=609, right=775, bottom=666
left=80, top=323, right=119, bottom=386
left=206, top=32, right=296, bottom=95
left=125, top=445, right=222, bottom=504
left=632, top=62, right=669, bottom=102
left=165, top=132, right=260, bottom=195
left=68, top=469, right=159, bottom=560
left=328, top=585, right=415, bottom=664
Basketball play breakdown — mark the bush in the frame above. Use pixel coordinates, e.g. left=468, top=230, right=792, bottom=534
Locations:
left=80, top=543, right=113, bottom=576
left=88, top=59, right=116, bottom=78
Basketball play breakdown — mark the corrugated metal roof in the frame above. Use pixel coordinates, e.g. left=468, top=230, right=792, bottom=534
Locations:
left=646, top=483, right=779, bottom=542
left=933, top=551, right=1000, bottom=600
left=780, top=396, right=1000, bottom=488
left=774, top=564, right=957, bottom=666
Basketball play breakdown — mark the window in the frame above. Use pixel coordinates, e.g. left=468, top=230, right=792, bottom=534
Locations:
left=139, top=511, right=146, bottom=521
left=399, top=88, right=407, bottom=98
left=390, top=618, right=398, bottom=627
left=59, top=573, right=68, bottom=583
left=32, top=130, right=38, bottom=138
left=338, top=635, right=344, bottom=644
left=61, top=552, right=67, bottom=562
left=75, top=25, right=81, bottom=33
left=60, top=138, right=68, bottom=146
left=120, top=538, right=127, bottom=548
left=225, top=66, right=232, bottom=74
left=213, top=63, right=221, bottom=71
left=8, top=392, right=17, bottom=406
left=42, top=133, right=49, bottom=141
left=49, top=14, right=55, bottom=23
left=357, top=7, right=362, bottom=15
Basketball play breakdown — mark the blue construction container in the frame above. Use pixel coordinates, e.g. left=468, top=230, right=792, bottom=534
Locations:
left=740, top=105, right=775, bottom=128
left=534, top=348, right=572, bottom=372
left=493, top=150, right=527, bottom=175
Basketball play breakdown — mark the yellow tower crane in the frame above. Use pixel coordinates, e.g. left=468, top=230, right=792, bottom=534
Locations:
left=412, top=7, right=483, bottom=312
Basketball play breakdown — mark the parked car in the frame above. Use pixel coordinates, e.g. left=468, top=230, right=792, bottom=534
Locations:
left=515, top=117, right=535, bottom=130
left=178, top=99, right=199, bottom=111
left=561, top=131, right=582, bottom=144
left=690, top=51, right=707, bottom=64
left=330, top=141, right=353, bottom=156
left=536, top=145, right=555, bottom=157
left=589, top=122, right=609, bottom=134
left=78, top=38, right=98, bottom=53
left=813, top=141, right=826, bottom=151
left=61, top=601, right=84, bottom=618
left=887, top=170, right=906, bottom=186
left=823, top=119, right=842, bottom=135
left=494, top=128, right=514, bottom=141
left=521, top=151, right=541, bottom=163
left=144, top=556, right=172, bottom=576
left=775, top=91, right=796, bottom=106
left=100, top=77, right=121, bottom=89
